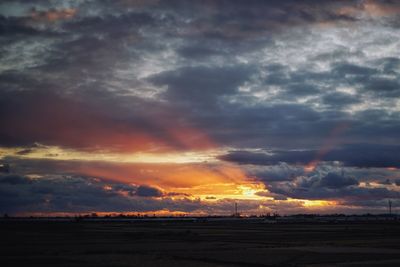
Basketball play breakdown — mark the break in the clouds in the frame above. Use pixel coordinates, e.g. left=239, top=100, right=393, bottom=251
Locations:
left=0, top=0, right=399, bottom=215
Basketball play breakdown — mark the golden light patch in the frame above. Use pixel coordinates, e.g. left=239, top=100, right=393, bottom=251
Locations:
left=304, top=162, right=317, bottom=172
left=179, top=182, right=266, bottom=201
left=0, top=145, right=222, bottom=164
left=300, top=199, right=337, bottom=208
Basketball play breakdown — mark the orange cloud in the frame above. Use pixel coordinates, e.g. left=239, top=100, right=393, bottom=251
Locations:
left=0, top=91, right=215, bottom=153
left=73, top=160, right=266, bottom=201
left=30, top=8, right=77, bottom=22
left=77, top=162, right=246, bottom=188
left=337, top=0, right=400, bottom=18
left=363, top=0, right=400, bottom=17
left=165, top=126, right=215, bottom=151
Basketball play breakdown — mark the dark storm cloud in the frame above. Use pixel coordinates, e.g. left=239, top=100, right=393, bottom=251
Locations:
left=0, top=16, right=42, bottom=36
left=376, top=57, right=400, bottom=73
left=181, top=103, right=337, bottom=150
left=134, top=185, right=164, bottom=197
left=220, top=143, right=400, bottom=168
left=322, top=92, right=361, bottom=107
left=328, top=62, right=400, bottom=97
left=0, top=174, right=31, bottom=185
left=153, top=0, right=361, bottom=41
left=176, top=44, right=226, bottom=59
left=246, top=163, right=304, bottom=182
left=332, top=63, right=377, bottom=76
left=64, top=11, right=155, bottom=33
left=338, top=198, right=400, bottom=209
left=292, top=171, right=358, bottom=191
left=1, top=0, right=398, bottom=152
left=0, top=173, right=203, bottom=214
left=286, top=84, right=321, bottom=97
left=266, top=170, right=399, bottom=202
left=315, top=172, right=359, bottom=189
left=183, top=100, right=399, bottom=151
left=265, top=58, right=400, bottom=101
left=149, top=65, right=254, bottom=108
left=364, top=77, right=400, bottom=97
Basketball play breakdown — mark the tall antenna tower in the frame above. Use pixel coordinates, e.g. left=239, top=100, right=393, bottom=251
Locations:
left=388, top=199, right=392, bottom=215
left=234, top=202, right=238, bottom=217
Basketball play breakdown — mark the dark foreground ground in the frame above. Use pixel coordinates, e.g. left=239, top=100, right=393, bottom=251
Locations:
left=2, top=220, right=400, bottom=267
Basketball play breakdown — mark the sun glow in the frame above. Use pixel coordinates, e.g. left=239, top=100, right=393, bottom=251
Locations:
left=170, top=182, right=267, bottom=202
left=300, top=199, right=337, bottom=208
left=0, top=145, right=347, bottom=215
left=0, top=145, right=224, bottom=164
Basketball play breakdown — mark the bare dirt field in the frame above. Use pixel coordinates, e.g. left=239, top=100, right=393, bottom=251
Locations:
left=2, top=220, right=400, bottom=266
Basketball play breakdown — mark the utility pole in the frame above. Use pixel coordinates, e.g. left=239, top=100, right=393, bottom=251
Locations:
left=235, top=202, right=238, bottom=217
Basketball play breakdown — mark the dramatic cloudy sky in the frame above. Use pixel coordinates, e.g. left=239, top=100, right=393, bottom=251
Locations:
left=1, top=0, right=399, bottom=216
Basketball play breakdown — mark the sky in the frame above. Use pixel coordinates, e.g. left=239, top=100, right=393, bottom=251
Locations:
left=0, top=0, right=399, bottom=216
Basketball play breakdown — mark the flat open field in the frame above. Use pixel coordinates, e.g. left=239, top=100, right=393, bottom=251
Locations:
left=2, top=220, right=400, bottom=266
